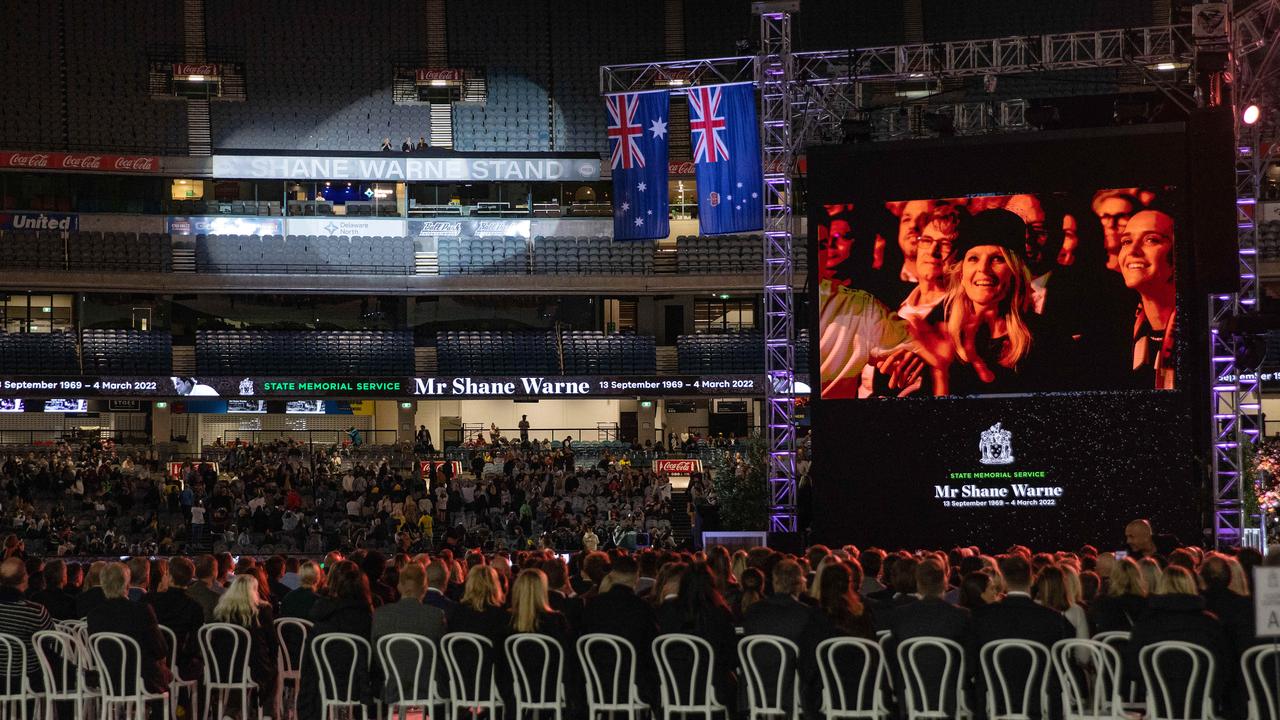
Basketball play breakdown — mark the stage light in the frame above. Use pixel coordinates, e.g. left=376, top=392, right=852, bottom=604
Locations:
left=1242, top=104, right=1261, bottom=125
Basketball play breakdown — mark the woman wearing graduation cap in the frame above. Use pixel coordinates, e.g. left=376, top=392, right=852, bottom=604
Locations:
left=907, top=208, right=1057, bottom=396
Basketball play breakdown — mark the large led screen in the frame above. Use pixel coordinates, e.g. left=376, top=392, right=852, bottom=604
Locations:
left=808, top=125, right=1210, bottom=550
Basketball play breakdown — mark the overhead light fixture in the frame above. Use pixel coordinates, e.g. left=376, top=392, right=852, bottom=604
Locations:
left=668, top=78, right=687, bottom=86
left=1243, top=104, right=1261, bottom=125
left=430, top=79, right=447, bottom=87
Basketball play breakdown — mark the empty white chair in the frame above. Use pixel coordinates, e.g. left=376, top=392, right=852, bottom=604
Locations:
left=376, top=633, right=448, bottom=720
left=34, top=629, right=96, bottom=720
left=1050, top=638, right=1127, bottom=720
left=0, top=632, right=40, bottom=720
left=311, top=633, right=372, bottom=720
left=159, top=625, right=199, bottom=720
left=274, top=618, right=311, bottom=720
left=505, top=634, right=566, bottom=720
left=815, top=636, right=889, bottom=720
left=1138, top=640, right=1217, bottom=720
left=576, top=634, right=649, bottom=720
left=979, top=639, right=1050, bottom=720
left=737, top=635, right=801, bottom=720
left=653, top=634, right=728, bottom=720
left=198, top=622, right=260, bottom=720
left=90, top=632, right=169, bottom=720
left=1241, top=644, right=1279, bottom=720
left=897, top=636, right=973, bottom=720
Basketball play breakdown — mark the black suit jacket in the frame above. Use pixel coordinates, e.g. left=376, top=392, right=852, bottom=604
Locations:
left=87, top=598, right=172, bottom=694
left=29, top=588, right=77, bottom=621
left=548, top=590, right=583, bottom=635
left=581, top=585, right=660, bottom=706
left=967, top=594, right=1074, bottom=718
left=75, top=586, right=106, bottom=619
left=143, top=588, right=206, bottom=679
left=1126, top=594, right=1231, bottom=714
left=422, top=588, right=457, bottom=616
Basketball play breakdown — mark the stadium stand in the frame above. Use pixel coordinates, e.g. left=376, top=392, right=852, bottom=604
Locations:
left=64, top=1, right=188, bottom=152
left=531, top=236, right=656, bottom=275
left=677, top=235, right=763, bottom=274
left=0, top=331, right=80, bottom=375
left=561, top=331, right=657, bottom=374
left=677, top=329, right=809, bottom=374
left=207, top=0, right=429, bottom=150
left=447, top=0, right=552, bottom=152
left=436, top=236, right=529, bottom=274
left=0, top=2, right=65, bottom=149
left=0, top=231, right=172, bottom=273
left=195, top=330, right=415, bottom=375
left=195, top=235, right=414, bottom=274
left=435, top=330, right=559, bottom=375
left=0, top=231, right=66, bottom=270
left=81, top=329, right=172, bottom=374
left=1259, top=220, right=1280, bottom=261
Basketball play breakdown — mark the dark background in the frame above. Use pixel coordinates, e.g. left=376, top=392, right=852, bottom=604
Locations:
left=805, top=121, right=1227, bottom=551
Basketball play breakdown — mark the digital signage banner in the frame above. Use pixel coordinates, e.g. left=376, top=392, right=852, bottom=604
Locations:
left=0, top=375, right=764, bottom=399
left=211, top=155, right=602, bottom=183
left=808, top=125, right=1205, bottom=550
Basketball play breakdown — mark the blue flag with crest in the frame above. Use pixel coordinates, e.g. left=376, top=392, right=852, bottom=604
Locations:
left=689, top=82, right=763, bottom=235
left=606, top=90, right=669, bottom=240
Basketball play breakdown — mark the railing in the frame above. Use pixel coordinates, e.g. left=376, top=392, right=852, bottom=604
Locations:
left=443, top=425, right=623, bottom=446
left=0, top=429, right=151, bottom=446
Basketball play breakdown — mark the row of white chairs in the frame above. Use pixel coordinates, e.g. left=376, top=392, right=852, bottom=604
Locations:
left=7, top=621, right=1276, bottom=720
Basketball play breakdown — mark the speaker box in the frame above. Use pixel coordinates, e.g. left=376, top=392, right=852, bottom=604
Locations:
left=1187, top=106, right=1239, bottom=294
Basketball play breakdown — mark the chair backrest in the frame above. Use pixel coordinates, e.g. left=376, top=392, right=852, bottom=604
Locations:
left=275, top=618, right=312, bottom=674
left=1241, top=645, right=1280, bottom=720
left=980, top=639, right=1050, bottom=720
left=1093, top=631, right=1138, bottom=703
left=653, top=633, right=718, bottom=711
left=1051, top=638, right=1124, bottom=720
left=505, top=633, right=565, bottom=706
left=1138, top=640, right=1216, bottom=720
left=376, top=633, right=437, bottom=706
left=815, top=636, right=886, bottom=717
left=157, top=625, right=186, bottom=682
left=90, top=632, right=147, bottom=698
left=0, top=633, right=28, bottom=698
left=311, top=633, right=371, bottom=705
left=576, top=633, right=642, bottom=709
left=897, top=636, right=967, bottom=719
left=442, top=632, right=499, bottom=706
left=33, top=630, right=82, bottom=696
left=198, top=622, right=253, bottom=686
left=737, top=635, right=800, bottom=717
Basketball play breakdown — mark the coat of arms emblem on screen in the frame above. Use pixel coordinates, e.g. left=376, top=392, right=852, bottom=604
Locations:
left=979, top=423, right=1014, bottom=465
left=239, top=378, right=255, bottom=396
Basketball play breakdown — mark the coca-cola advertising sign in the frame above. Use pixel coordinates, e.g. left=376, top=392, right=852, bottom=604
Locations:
left=653, top=458, right=703, bottom=475
left=415, top=68, right=463, bottom=83
left=419, top=460, right=463, bottom=479
left=172, top=63, right=221, bottom=78
left=0, top=151, right=159, bottom=174
left=669, top=160, right=696, bottom=176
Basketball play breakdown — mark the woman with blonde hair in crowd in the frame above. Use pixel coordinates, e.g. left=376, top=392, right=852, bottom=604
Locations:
left=1033, top=565, right=1089, bottom=641
left=649, top=562, right=688, bottom=606
left=1090, top=556, right=1148, bottom=632
left=1138, top=557, right=1162, bottom=598
left=450, top=565, right=510, bottom=645
left=213, top=574, right=278, bottom=707
left=1126, top=565, right=1230, bottom=708
left=76, top=559, right=109, bottom=617
left=510, top=568, right=570, bottom=641
left=281, top=561, right=324, bottom=619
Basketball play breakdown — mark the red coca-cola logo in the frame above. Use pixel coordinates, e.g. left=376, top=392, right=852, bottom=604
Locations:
left=669, top=160, right=696, bottom=176
left=655, top=459, right=701, bottom=474
left=61, top=154, right=103, bottom=169
left=415, top=68, right=463, bottom=82
left=7, top=153, right=49, bottom=168
left=172, top=63, right=220, bottom=77
left=114, top=157, right=155, bottom=171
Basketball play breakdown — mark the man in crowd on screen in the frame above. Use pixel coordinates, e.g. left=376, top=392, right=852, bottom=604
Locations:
left=1092, top=189, right=1139, bottom=272
left=1118, top=206, right=1176, bottom=389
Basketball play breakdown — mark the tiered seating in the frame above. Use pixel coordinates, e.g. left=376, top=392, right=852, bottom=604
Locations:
left=67, top=232, right=170, bottom=272
left=435, top=331, right=558, bottom=375
left=63, top=1, right=186, bottom=153
left=196, top=330, right=413, bottom=375
left=0, top=231, right=65, bottom=270
left=676, top=235, right=763, bottom=274
left=1260, top=220, right=1280, bottom=261
left=208, top=0, right=427, bottom=150
left=549, top=1, right=664, bottom=152
left=0, top=332, right=79, bottom=375
left=677, top=330, right=810, bottom=374
left=532, top=237, right=655, bottom=274
left=0, top=2, right=63, bottom=148
left=562, top=331, right=656, bottom=374
left=436, top=237, right=528, bottom=275
left=196, top=235, right=414, bottom=274
left=447, top=1, right=551, bottom=151
left=81, top=330, right=172, bottom=374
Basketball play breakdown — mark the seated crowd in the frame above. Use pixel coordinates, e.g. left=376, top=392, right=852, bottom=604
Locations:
left=0, top=525, right=1274, bottom=720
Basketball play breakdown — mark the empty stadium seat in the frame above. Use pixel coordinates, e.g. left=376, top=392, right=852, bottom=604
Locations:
left=196, top=330, right=414, bottom=375
left=676, top=329, right=810, bottom=374
left=82, top=329, right=172, bottom=374
left=561, top=331, right=656, bottom=374
left=196, top=235, right=413, bottom=274
left=435, top=330, right=558, bottom=375
left=0, top=331, right=80, bottom=375
left=676, top=235, right=763, bottom=274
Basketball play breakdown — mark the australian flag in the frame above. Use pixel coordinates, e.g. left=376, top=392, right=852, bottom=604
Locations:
left=690, top=82, right=763, bottom=235
left=606, top=90, right=669, bottom=240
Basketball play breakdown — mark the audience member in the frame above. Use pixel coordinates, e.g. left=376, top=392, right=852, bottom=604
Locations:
left=86, top=563, right=172, bottom=703
left=0, top=558, right=53, bottom=690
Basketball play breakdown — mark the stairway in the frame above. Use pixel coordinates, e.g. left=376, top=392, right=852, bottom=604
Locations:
left=172, top=346, right=196, bottom=376
left=668, top=489, right=693, bottom=545
left=656, top=346, right=678, bottom=375
left=187, top=99, right=212, bottom=156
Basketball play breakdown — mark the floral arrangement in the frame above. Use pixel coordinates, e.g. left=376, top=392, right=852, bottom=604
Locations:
left=1250, top=437, right=1280, bottom=522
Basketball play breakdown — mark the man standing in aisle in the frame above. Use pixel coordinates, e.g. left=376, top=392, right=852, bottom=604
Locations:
left=519, top=415, right=531, bottom=444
